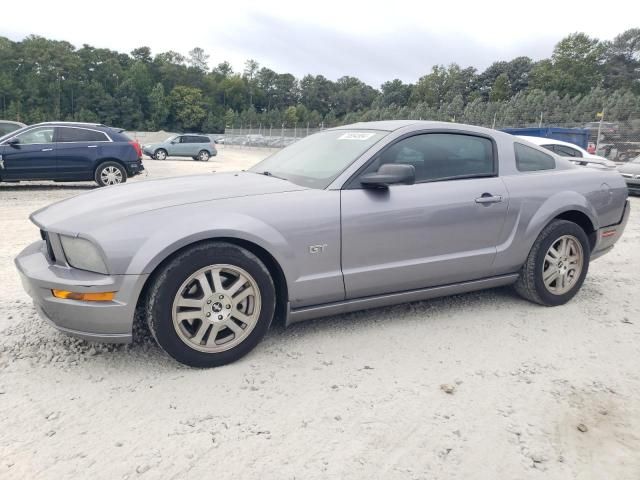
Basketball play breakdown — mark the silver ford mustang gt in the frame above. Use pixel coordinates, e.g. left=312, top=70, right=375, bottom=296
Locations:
left=15, top=121, right=630, bottom=367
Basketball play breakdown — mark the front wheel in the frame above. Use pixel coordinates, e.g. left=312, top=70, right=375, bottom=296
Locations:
left=146, top=242, right=276, bottom=367
left=197, top=150, right=210, bottom=161
left=95, top=161, right=127, bottom=187
left=154, top=149, right=167, bottom=160
left=514, top=220, right=590, bottom=306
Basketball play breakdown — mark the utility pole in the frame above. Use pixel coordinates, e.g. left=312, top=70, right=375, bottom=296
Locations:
left=538, top=112, right=543, bottom=128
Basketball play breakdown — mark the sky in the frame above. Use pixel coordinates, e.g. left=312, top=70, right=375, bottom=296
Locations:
left=3, top=0, right=639, bottom=87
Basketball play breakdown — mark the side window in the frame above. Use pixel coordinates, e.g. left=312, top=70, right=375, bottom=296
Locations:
left=515, top=143, right=556, bottom=172
left=57, top=127, right=109, bottom=142
left=541, top=144, right=556, bottom=154
left=554, top=145, right=583, bottom=158
left=197, top=136, right=210, bottom=143
left=360, top=133, right=495, bottom=183
left=14, top=127, right=54, bottom=144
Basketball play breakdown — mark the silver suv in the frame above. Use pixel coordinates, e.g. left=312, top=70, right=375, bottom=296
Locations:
left=142, top=134, right=217, bottom=161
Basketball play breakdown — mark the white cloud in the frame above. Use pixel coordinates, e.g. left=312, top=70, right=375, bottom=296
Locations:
left=3, top=0, right=639, bottom=85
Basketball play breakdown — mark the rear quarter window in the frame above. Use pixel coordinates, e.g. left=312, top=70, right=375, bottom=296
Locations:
left=515, top=143, right=556, bottom=172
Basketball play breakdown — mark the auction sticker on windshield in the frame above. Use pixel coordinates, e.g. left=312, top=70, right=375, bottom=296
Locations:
left=338, top=132, right=376, bottom=140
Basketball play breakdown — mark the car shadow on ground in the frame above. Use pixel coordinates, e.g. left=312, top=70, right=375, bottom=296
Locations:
left=0, top=183, right=96, bottom=191
left=5, top=286, right=528, bottom=373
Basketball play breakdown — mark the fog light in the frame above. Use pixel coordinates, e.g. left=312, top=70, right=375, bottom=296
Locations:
left=52, top=290, right=115, bottom=301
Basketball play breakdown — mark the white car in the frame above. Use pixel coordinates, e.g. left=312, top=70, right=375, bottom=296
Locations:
left=517, top=136, right=617, bottom=169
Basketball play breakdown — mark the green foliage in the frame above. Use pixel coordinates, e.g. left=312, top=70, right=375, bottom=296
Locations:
left=0, top=30, right=638, bottom=132
left=490, top=73, right=510, bottom=101
left=169, top=86, right=206, bottom=130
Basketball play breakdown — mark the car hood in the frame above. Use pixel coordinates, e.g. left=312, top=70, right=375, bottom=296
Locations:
left=142, top=142, right=164, bottom=149
left=618, top=163, right=640, bottom=175
left=31, top=172, right=307, bottom=234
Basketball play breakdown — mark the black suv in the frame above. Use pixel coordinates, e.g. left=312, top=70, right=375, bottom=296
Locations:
left=0, top=122, right=144, bottom=187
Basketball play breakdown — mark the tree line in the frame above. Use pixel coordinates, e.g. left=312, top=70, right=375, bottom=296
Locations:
left=0, top=29, right=638, bottom=133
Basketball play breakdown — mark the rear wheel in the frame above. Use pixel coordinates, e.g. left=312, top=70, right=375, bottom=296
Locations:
left=515, top=220, right=590, bottom=306
left=95, top=161, right=127, bottom=187
left=146, top=242, right=276, bottom=367
left=197, top=150, right=210, bottom=161
left=154, top=149, right=167, bottom=160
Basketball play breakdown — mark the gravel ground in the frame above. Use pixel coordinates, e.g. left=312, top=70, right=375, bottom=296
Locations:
left=1, top=151, right=639, bottom=480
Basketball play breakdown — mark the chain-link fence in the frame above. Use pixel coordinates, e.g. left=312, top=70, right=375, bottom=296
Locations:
left=222, top=125, right=326, bottom=149
left=225, top=118, right=640, bottom=162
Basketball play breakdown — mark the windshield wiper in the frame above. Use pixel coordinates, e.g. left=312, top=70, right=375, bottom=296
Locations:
left=258, top=170, right=288, bottom=181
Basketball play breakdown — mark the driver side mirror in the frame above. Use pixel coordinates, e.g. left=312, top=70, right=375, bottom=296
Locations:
left=360, top=164, right=415, bottom=188
left=7, top=137, right=20, bottom=146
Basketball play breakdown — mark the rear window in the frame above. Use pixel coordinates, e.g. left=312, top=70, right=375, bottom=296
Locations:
left=57, top=127, right=110, bottom=143
left=515, top=143, right=556, bottom=172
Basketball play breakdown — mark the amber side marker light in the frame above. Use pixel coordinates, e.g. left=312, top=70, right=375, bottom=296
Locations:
left=52, top=290, right=115, bottom=301
left=601, top=230, right=617, bottom=238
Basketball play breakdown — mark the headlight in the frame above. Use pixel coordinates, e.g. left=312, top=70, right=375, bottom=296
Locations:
left=59, top=235, right=108, bottom=274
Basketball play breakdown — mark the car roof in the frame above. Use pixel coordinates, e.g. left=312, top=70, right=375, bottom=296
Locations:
left=332, top=120, right=509, bottom=137
left=0, top=120, right=26, bottom=126
left=35, top=121, right=105, bottom=127
left=517, top=135, right=587, bottom=151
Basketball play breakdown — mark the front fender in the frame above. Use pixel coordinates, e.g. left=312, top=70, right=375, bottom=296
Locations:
left=97, top=205, right=294, bottom=279
left=87, top=190, right=344, bottom=308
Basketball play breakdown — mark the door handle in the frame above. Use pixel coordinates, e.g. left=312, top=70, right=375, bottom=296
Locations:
left=475, top=194, right=503, bottom=205
left=87, top=145, right=98, bottom=148
left=41, top=148, right=53, bottom=152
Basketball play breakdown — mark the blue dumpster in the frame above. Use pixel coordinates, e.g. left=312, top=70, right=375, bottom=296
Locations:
left=501, top=127, right=590, bottom=149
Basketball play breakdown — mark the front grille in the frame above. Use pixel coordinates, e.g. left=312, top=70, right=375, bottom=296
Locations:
left=41, top=230, right=56, bottom=262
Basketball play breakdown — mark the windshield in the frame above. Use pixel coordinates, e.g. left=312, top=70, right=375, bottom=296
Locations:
left=249, top=130, right=387, bottom=188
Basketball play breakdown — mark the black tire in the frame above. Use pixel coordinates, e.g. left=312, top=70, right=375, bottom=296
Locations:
left=146, top=242, right=276, bottom=367
left=514, top=220, right=590, bottom=306
left=154, top=149, right=168, bottom=160
left=94, top=161, right=127, bottom=187
left=192, top=156, right=199, bottom=161
left=197, top=150, right=210, bottom=162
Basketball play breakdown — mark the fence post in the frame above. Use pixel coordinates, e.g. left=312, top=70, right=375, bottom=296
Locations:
left=596, top=108, right=605, bottom=153
left=538, top=112, right=543, bottom=127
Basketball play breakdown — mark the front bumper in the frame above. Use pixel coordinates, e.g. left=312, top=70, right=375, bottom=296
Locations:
left=15, top=240, right=148, bottom=343
left=623, top=179, right=640, bottom=194
left=591, top=199, right=630, bottom=260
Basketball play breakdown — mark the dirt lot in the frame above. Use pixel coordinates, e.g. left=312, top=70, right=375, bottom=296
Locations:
left=1, top=149, right=639, bottom=480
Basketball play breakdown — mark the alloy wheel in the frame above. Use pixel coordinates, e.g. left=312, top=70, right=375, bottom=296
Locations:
left=542, top=235, right=584, bottom=295
left=171, top=264, right=261, bottom=353
left=100, top=166, right=123, bottom=185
